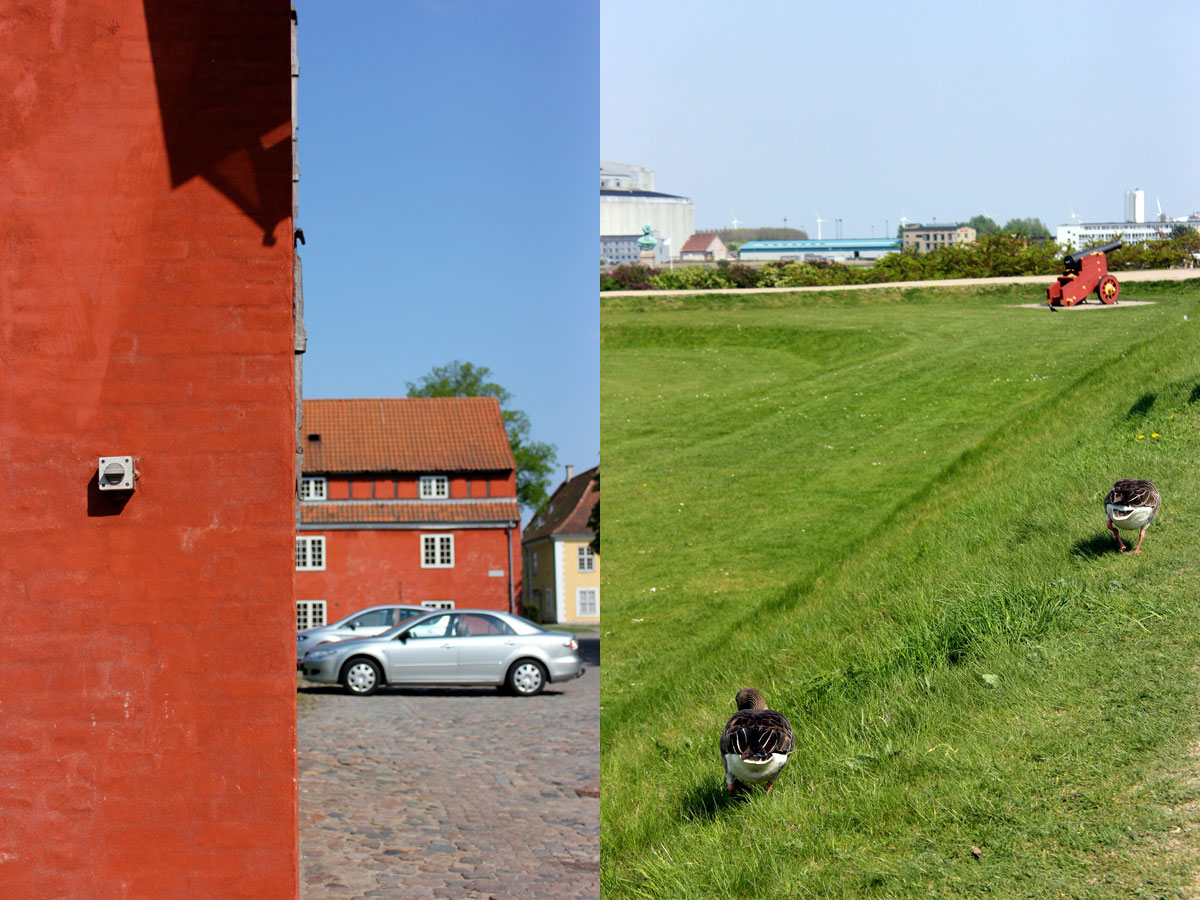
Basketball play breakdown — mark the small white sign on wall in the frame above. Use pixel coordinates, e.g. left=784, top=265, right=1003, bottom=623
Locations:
left=488, top=569, right=505, bottom=577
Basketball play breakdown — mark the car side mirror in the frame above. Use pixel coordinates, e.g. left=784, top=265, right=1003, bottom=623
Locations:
left=395, top=631, right=409, bottom=643
left=347, top=622, right=357, bottom=629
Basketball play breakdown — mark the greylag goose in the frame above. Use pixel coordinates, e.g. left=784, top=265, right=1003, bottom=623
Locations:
left=1104, top=479, right=1161, bottom=554
left=720, top=688, right=793, bottom=794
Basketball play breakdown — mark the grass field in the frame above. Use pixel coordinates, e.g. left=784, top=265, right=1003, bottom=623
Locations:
left=600, top=280, right=1200, bottom=898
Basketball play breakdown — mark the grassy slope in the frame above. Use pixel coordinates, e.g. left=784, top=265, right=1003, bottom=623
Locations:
left=600, top=281, right=1200, bottom=898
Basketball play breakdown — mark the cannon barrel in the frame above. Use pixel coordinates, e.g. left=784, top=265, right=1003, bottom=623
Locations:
left=1064, top=239, right=1123, bottom=270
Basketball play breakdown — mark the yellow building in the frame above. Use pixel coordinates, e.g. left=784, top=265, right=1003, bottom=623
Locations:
left=522, top=465, right=599, bottom=624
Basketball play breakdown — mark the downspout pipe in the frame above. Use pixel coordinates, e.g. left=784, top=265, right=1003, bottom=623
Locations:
left=506, top=524, right=515, bottom=615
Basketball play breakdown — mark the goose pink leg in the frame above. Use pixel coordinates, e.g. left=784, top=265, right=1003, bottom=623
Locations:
left=1131, top=528, right=1147, bottom=554
left=1107, top=520, right=1127, bottom=552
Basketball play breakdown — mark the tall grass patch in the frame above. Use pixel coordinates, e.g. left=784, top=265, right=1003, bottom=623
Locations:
left=601, top=281, right=1200, bottom=897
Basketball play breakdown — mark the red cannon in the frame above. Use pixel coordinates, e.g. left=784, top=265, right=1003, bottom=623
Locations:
left=1046, top=239, right=1122, bottom=307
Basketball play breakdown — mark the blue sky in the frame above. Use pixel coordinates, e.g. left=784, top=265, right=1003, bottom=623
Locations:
left=297, top=1, right=598, bottom=497
left=602, top=0, right=1200, bottom=238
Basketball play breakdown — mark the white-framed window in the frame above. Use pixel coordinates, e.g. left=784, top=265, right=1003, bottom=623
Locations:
left=531, top=551, right=538, bottom=575
left=296, top=600, right=327, bottom=630
left=295, top=535, right=326, bottom=571
left=578, top=545, right=595, bottom=572
left=576, top=587, right=599, bottom=618
left=300, top=477, right=327, bottom=501
left=419, top=475, right=449, bottom=499
left=421, top=534, right=454, bottom=568
left=422, top=600, right=455, bottom=610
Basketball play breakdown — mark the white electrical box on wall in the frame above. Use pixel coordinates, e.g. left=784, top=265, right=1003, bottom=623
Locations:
left=98, top=456, right=135, bottom=491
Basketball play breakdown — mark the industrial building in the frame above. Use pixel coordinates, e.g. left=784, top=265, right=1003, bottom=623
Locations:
left=600, top=161, right=694, bottom=260
left=738, top=238, right=901, bottom=262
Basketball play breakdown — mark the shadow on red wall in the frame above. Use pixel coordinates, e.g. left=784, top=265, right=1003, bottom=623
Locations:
left=142, top=0, right=292, bottom=245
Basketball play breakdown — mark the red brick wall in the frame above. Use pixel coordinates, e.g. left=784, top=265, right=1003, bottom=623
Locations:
left=298, top=527, right=519, bottom=623
left=0, top=3, right=297, bottom=897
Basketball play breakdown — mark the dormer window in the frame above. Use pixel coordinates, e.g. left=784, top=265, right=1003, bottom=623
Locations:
left=300, top=476, right=327, bottom=501
left=419, top=475, right=449, bottom=499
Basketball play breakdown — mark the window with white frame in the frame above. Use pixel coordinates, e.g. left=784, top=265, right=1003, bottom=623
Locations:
left=576, top=587, right=599, bottom=618
left=296, top=600, right=327, bottom=630
left=300, top=477, right=327, bottom=501
left=295, top=535, right=326, bottom=570
left=421, top=534, right=454, bottom=568
left=577, top=545, right=594, bottom=572
left=419, top=475, right=449, bottom=499
left=531, top=550, right=538, bottom=575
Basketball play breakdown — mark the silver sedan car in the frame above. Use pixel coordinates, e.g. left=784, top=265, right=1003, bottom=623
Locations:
left=296, top=604, right=427, bottom=663
left=298, top=609, right=584, bottom=696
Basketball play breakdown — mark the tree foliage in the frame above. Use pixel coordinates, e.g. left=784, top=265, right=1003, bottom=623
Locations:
left=406, top=361, right=557, bottom=512
left=1000, top=217, right=1051, bottom=239
left=967, top=214, right=1000, bottom=236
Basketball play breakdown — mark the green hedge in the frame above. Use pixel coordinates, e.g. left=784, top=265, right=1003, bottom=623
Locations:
left=600, top=232, right=1200, bottom=291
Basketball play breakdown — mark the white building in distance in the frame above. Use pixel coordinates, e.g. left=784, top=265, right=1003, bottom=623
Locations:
left=1125, top=188, right=1145, bottom=224
left=600, top=161, right=694, bottom=261
left=1057, top=188, right=1200, bottom=249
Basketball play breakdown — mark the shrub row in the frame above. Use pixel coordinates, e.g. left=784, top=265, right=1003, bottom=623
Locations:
left=600, top=231, right=1200, bottom=291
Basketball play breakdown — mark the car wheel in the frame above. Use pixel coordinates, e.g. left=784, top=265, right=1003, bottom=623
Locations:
left=341, top=658, right=382, bottom=696
left=506, top=659, right=547, bottom=696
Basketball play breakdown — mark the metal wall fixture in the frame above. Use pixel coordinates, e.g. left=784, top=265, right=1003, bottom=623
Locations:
left=97, top=456, right=136, bottom=491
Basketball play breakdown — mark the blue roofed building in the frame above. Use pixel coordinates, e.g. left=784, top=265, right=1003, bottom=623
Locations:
left=737, top=238, right=901, bottom=262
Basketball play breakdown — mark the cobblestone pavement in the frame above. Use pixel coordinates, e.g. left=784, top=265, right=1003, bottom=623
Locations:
left=298, top=635, right=599, bottom=900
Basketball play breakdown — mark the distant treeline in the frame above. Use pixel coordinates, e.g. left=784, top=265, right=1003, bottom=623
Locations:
left=600, top=231, right=1200, bottom=291
left=708, top=227, right=809, bottom=246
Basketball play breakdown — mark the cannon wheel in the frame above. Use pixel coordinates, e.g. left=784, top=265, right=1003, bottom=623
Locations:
left=1097, top=274, right=1119, bottom=304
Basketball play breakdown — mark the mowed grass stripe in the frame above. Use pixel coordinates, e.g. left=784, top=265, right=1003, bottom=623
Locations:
left=600, top=281, right=1200, bottom=897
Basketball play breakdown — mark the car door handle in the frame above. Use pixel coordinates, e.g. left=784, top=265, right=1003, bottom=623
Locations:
left=439, top=643, right=455, bottom=648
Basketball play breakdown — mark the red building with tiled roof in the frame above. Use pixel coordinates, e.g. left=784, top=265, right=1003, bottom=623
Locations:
left=296, top=397, right=522, bottom=626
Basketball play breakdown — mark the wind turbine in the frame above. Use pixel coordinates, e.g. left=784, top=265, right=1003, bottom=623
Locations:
left=899, top=210, right=911, bottom=229
left=814, top=207, right=826, bottom=240
left=1157, top=197, right=1165, bottom=222
left=1067, top=203, right=1082, bottom=224
left=730, top=211, right=741, bottom=230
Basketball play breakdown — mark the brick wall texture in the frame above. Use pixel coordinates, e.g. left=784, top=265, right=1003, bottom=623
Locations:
left=0, top=2, right=298, bottom=897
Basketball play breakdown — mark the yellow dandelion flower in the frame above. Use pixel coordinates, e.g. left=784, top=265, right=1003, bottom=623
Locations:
left=1170, top=414, right=1175, bottom=419
left=1137, top=435, right=1145, bottom=440
left=1152, top=433, right=1160, bottom=438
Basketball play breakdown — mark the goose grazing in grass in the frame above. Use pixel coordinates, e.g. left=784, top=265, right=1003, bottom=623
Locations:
left=720, top=688, right=794, bottom=794
left=1104, top=479, right=1161, bottom=554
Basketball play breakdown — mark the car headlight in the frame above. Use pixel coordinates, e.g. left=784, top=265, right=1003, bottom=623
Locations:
left=305, top=648, right=338, bottom=661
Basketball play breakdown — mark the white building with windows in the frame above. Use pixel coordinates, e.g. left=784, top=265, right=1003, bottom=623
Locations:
left=1055, top=219, right=1197, bottom=251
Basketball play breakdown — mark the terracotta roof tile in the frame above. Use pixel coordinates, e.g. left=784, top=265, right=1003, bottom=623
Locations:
left=681, top=233, right=717, bottom=252
left=300, top=500, right=520, bottom=526
left=523, top=465, right=598, bottom=543
left=301, top=397, right=514, bottom=474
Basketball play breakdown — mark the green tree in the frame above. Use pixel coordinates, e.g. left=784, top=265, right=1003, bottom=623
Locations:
left=1001, top=217, right=1051, bottom=239
left=967, top=214, right=1000, bottom=236
left=406, top=361, right=557, bottom=512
